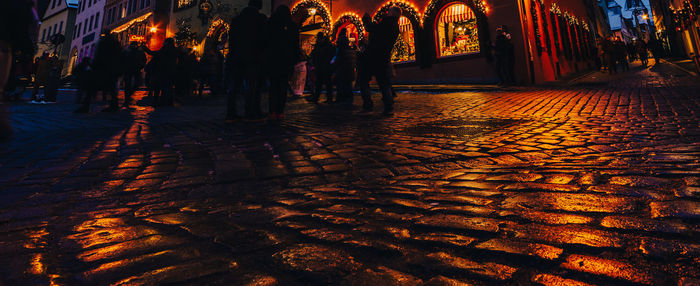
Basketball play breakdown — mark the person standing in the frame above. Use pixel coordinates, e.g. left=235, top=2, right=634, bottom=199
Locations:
left=309, top=32, right=334, bottom=103
left=334, top=28, right=357, bottom=106
left=265, top=5, right=299, bottom=120
left=73, top=58, right=96, bottom=113
left=604, top=37, right=617, bottom=74
left=494, top=26, right=514, bottom=85
left=637, top=39, right=648, bottom=67
left=143, top=38, right=179, bottom=107
left=199, top=47, right=224, bottom=97
left=616, top=38, right=629, bottom=72
left=226, top=0, right=268, bottom=121
left=31, top=52, right=50, bottom=102
left=358, top=6, right=401, bottom=116
left=93, top=32, right=123, bottom=112
left=122, top=41, right=147, bottom=107
left=176, top=47, right=198, bottom=98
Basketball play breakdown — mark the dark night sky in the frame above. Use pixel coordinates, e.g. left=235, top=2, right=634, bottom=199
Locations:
left=37, top=0, right=50, bottom=18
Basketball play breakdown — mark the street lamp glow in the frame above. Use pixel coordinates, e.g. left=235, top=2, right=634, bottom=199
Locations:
left=149, top=26, right=157, bottom=33
left=642, top=14, right=648, bottom=20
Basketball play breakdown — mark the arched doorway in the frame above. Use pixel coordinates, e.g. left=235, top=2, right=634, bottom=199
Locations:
left=374, top=1, right=422, bottom=63
left=291, top=0, right=331, bottom=57
left=423, top=0, right=490, bottom=61
left=332, top=13, right=364, bottom=47
left=435, top=3, right=479, bottom=57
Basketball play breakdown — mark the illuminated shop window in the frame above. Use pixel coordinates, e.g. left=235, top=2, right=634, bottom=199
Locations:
left=391, top=16, right=415, bottom=63
left=436, top=3, right=479, bottom=57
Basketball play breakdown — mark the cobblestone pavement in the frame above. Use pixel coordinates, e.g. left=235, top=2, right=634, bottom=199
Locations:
left=1, top=62, right=699, bottom=285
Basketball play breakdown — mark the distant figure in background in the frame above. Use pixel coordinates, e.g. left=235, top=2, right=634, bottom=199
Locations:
left=198, top=47, right=224, bottom=97
left=73, top=58, right=97, bottom=113
left=494, top=25, right=515, bottom=86
left=32, top=52, right=50, bottom=102
left=225, top=0, right=268, bottom=121
left=176, top=47, right=198, bottom=98
left=309, top=32, right=334, bottom=104
left=604, top=37, right=617, bottom=74
left=143, top=38, right=179, bottom=107
left=43, top=54, right=62, bottom=102
left=333, top=28, right=357, bottom=106
left=265, top=5, right=299, bottom=120
left=615, top=38, right=629, bottom=72
left=637, top=39, right=648, bottom=67
left=358, top=6, right=401, bottom=116
left=93, top=32, right=123, bottom=111
left=122, top=41, right=147, bottom=107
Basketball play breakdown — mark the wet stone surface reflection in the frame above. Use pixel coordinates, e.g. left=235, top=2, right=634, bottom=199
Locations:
left=1, top=63, right=699, bottom=285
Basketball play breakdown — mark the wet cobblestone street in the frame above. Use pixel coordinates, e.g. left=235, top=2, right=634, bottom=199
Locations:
left=1, top=62, right=699, bottom=285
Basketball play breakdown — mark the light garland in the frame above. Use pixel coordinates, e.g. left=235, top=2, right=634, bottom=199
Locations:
left=291, top=0, right=332, bottom=32
left=374, top=0, right=423, bottom=25
left=331, top=13, right=365, bottom=41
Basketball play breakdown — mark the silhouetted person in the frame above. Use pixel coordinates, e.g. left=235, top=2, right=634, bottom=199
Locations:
left=358, top=6, right=400, bottom=116
left=637, top=40, right=648, bottom=67
left=309, top=32, right=334, bottom=103
left=494, top=26, right=515, bottom=85
left=73, top=58, right=97, bottom=113
left=604, top=37, right=617, bottom=74
left=615, top=39, right=629, bottom=71
left=144, top=38, right=178, bottom=107
left=226, top=0, right=267, bottom=121
left=93, top=32, right=123, bottom=111
left=32, top=52, right=50, bottom=101
left=265, top=5, right=299, bottom=120
left=198, top=47, right=223, bottom=97
left=123, top=41, right=146, bottom=107
left=176, top=47, right=198, bottom=98
left=334, top=29, right=357, bottom=106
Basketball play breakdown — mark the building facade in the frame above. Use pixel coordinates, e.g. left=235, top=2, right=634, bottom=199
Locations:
left=102, top=0, right=170, bottom=50
left=68, top=0, right=107, bottom=73
left=167, top=0, right=272, bottom=56
left=275, top=0, right=598, bottom=84
left=668, top=0, right=700, bottom=71
left=36, top=0, right=78, bottom=75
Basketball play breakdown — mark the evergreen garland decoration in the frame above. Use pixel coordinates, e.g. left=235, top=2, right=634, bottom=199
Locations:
left=291, top=0, right=332, bottom=32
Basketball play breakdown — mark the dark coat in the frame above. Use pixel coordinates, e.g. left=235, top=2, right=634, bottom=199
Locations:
left=123, top=47, right=147, bottom=75
left=93, top=35, right=123, bottom=80
left=334, top=37, right=357, bottom=82
left=363, top=14, right=399, bottom=65
left=264, top=15, right=299, bottom=76
left=228, top=6, right=268, bottom=66
left=146, top=44, right=179, bottom=78
left=311, top=38, right=334, bottom=71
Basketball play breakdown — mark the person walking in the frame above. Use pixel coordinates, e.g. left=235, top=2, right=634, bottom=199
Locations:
left=358, top=6, right=401, bottom=116
left=333, top=28, right=357, bottom=106
left=616, top=38, right=629, bottom=72
left=225, top=0, right=268, bottom=121
left=308, top=32, right=334, bottom=103
left=143, top=38, right=179, bottom=107
left=93, top=32, right=123, bottom=111
left=198, top=47, right=224, bottom=97
left=176, top=47, right=198, bottom=98
left=122, top=41, right=147, bottom=107
left=265, top=5, right=299, bottom=120
left=604, top=37, right=617, bottom=74
left=637, top=39, right=648, bottom=67
left=73, top=58, right=97, bottom=113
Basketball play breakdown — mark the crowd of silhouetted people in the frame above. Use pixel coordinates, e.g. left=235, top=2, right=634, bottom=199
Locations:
left=65, top=0, right=403, bottom=120
left=597, top=35, right=662, bottom=74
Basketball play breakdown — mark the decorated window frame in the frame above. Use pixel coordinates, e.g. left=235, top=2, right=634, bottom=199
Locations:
left=374, top=1, right=422, bottom=63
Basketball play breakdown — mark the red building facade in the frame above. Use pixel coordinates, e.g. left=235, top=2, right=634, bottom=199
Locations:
left=278, top=0, right=597, bottom=84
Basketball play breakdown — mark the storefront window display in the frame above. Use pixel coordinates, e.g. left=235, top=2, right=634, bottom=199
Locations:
left=332, top=14, right=364, bottom=47
left=292, top=0, right=331, bottom=57
left=392, top=16, right=416, bottom=62
left=436, top=3, right=480, bottom=57
left=300, top=14, right=326, bottom=56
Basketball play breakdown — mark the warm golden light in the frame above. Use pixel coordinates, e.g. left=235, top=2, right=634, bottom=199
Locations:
left=149, top=26, right=157, bottom=33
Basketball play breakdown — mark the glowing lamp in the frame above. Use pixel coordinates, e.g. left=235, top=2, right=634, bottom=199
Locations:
left=149, top=26, right=157, bottom=33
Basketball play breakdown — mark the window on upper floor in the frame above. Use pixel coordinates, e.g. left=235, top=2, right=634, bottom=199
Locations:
left=77, top=23, right=81, bottom=37
left=95, top=13, right=100, bottom=29
left=89, top=15, right=94, bottom=31
left=59, top=21, right=63, bottom=34
left=41, top=29, right=46, bottom=42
